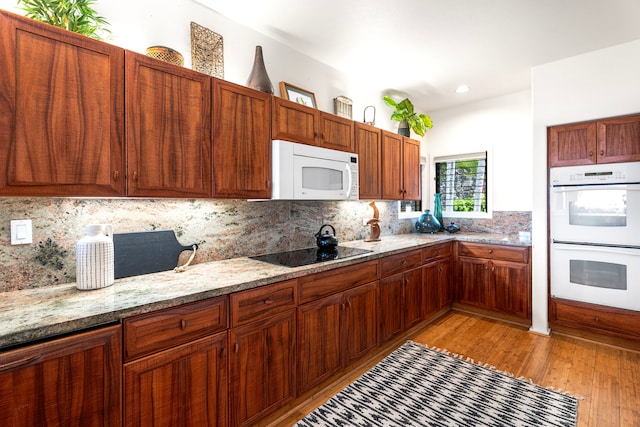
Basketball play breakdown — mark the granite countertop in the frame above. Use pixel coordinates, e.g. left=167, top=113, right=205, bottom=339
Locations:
left=0, top=233, right=530, bottom=350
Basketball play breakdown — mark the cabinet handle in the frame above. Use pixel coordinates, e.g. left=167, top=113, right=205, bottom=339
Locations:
left=220, top=346, right=226, bottom=357
left=347, top=299, right=352, bottom=309
left=180, top=320, right=187, bottom=330
left=594, top=316, right=600, bottom=322
left=264, top=298, right=273, bottom=305
left=133, top=171, right=138, bottom=181
left=589, top=151, right=594, bottom=157
left=266, top=179, right=271, bottom=189
left=0, top=354, right=42, bottom=373
left=341, top=303, right=346, bottom=311
left=234, top=343, right=239, bottom=353
left=600, top=149, right=604, bottom=156
left=113, top=170, right=119, bottom=181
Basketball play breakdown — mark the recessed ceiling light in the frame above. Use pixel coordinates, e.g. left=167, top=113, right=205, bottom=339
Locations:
left=455, top=85, right=470, bottom=94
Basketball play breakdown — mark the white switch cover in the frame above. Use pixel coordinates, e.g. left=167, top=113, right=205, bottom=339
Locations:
left=11, top=220, right=32, bottom=245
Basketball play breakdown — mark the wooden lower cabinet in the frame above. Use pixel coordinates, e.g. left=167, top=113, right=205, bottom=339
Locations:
left=423, top=258, right=452, bottom=318
left=0, top=325, right=121, bottom=427
left=123, top=332, right=228, bottom=427
left=228, top=310, right=296, bottom=427
left=297, top=281, right=378, bottom=393
left=456, top=242, right=531, bottom=322
left=379, top=267, right=423, bottom=342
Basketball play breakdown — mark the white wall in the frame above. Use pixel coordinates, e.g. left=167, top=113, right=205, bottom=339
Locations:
left=530, top=39, right=640, bottom=334
left=0, top=0, right=396, bottom=133
left=426, top=90, right=533, bottom=212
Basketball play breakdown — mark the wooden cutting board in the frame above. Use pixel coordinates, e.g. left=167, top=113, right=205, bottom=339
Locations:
left=113, top=230, right=198, bottom=279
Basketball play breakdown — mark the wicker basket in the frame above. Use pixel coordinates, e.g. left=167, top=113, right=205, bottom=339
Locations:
left=146, top=46, right=184, bottom=66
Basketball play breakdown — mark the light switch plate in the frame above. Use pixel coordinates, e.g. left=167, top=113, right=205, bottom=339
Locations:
left=10, top=219, right=33, bottom=245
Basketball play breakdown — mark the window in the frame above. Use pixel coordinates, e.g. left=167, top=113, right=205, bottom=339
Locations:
left=434, top=152, right=489, bottom=218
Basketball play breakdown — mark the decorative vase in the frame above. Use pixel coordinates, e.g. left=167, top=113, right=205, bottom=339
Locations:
left=397, top=120, right=410, bottom=137
left=433, top=193, right=444, bottom=231
left=444, top=222, right=461, bottom=234
left=415, top=210, right=441, bottom=234
left=246, top=45, right=274, bottom=94
left=76, top=224, right=114, bottom=290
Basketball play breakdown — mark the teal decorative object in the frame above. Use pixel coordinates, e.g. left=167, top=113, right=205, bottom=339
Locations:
left=415, top=210, right=441, bottom=234
left=433, top=193, right=444, bottom=231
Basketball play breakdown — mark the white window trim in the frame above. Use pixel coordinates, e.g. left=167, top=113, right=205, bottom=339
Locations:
left=431, top=149, right=493, bottom=220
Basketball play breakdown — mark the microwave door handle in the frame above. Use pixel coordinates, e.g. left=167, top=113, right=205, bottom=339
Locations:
left=552, top=183, right=640, bottom=192
left=345, top=164, right=353, bottom=198
left=553, top=242, right=640, bottom=256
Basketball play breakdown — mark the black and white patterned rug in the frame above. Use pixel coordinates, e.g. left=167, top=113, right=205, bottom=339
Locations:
left=294, top=341, right=578, bottom=427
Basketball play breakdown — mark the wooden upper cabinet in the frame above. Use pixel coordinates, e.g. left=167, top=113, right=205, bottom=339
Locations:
left=381, top=131, right=420, bottom=200
left=0, top=10, right=125, bottom=197
left=549, top=113, right=640, bottom=167
left=272, top=97, right=354, bottom=152
left=319, top=113, right=355, bottom=152
left=272, top=97, right=318, bottom=145
left=355, top=123, right=382, bottom=199
left=0, top=325, right=121, bottom=427
left=381, top=131, right=404, bottom=199
left=126, top=51, right=211, bottom=198
left=403, top=137, right=421, bottom=200
left=213, top=79, right=272, bottom=198
left=597, top=114, right=640, bottom=164
left=548, top=122, right=597, bottom=167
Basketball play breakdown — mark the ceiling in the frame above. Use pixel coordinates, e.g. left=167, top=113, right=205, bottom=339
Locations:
left=197, top=0, right=640, bottom=112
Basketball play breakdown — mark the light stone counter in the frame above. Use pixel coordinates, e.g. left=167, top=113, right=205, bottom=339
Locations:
left=0, top=233, right=530, bottom=350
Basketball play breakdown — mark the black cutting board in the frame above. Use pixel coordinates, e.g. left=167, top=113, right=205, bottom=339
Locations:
left=113, top=230, right=198, bottom=279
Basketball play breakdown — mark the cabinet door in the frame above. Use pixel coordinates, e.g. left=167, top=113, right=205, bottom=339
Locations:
left=296, top=293, right=343, bottom=393
left=403, top=267, right=424, bottom=329
left=378, top=274, right=403, bottom=343
left=438, top=258, right=453, bottom=309
left=355, top=123, right=382, bottom=199
left=0, top=11, right=124, bottom=197
left=597, top=114, right=640, bottom=164
left=422, top=261, right=440, bottom=318
left=126, top=51, right=211, bottom=198
left=229, top=310, right=295, bottom=427
left=402, top=137, right=421, bottom=200
left=0, top=325, right=121, bottom=427
left=213, top=79, right=272, bottom=198
left=548, top=122, right=597, bottom=167
left=272, top=97, right=318, bottom=146
left=381, top=130, right=404, bottom=199
left=343, top=282, right=378, bottom=366
left=491, top=260, right=530, bottom=318
left=457, top=256, right=490, bottom=308
left=319, top=112, right=354, bottom=152
left=124, top=332, right=227, bottom=427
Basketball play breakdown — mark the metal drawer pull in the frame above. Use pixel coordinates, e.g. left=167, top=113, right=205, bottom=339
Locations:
left=0, top=354, right=42, bottom=373
left=264, top=298, right=273, bottom=305
left=180, top=320, right=187, bottom=330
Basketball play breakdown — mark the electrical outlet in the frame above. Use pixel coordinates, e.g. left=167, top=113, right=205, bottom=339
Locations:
left=10, top=219, right=32, bottom=245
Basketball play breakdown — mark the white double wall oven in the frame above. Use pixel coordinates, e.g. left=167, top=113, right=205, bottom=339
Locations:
left=549, top=162, right=640, bottom=311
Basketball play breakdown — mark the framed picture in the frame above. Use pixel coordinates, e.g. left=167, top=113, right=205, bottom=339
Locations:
left=279, top=81, right=317, bottom=108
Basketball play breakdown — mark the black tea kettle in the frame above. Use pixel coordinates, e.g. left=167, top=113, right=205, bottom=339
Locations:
left=315, top=224, right=339, bottom=251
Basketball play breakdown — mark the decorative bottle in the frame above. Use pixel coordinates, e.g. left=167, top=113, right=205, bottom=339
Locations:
left=433, top=193, right=444, bottom=231
left=246, top=46, right=274, bottom=94
left=415, top=210, right=441, bottom=234
left=76, top=224, right=114, bottom=290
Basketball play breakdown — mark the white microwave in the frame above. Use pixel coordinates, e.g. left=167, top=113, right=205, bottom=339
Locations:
left=271, top=140, right=359, bottom=200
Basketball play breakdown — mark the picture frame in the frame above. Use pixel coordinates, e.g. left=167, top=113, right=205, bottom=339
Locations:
left=279, top=81, right=317, bottom=108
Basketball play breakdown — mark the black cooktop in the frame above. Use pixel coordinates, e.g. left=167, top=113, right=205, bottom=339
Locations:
left=250, top=246, right=373, bottom=268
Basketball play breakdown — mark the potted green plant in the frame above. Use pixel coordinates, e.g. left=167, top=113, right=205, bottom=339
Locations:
left=383, top=96, right=433, bottom=137
left=17, top=0, right=111, bottom=41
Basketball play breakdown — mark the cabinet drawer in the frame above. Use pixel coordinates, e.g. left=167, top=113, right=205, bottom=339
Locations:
left=230, top=279, right=297, bottom=327
left=552, top=298, right=640, bottom=339
left=422, top=242, right=452, bottom=262
left=298, top=260, right=379, bottom=304
left=458, top=242, right=529, bottom=263
left=380, top=250, right=422, bottom=278
left=123, top=296, right=228, bottom=361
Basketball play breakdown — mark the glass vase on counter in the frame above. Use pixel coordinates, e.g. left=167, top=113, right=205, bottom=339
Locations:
left=433, top=193, right=444, bottom=231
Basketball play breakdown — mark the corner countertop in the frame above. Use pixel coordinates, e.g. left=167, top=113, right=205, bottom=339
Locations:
left=0, top=232, right=530, bottom=350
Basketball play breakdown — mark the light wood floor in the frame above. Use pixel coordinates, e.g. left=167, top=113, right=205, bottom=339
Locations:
left=267, top=311, right=640, bottom=427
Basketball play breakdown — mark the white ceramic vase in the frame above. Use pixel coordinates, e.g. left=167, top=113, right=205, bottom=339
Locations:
left=76, top=224, right=114, bottom=290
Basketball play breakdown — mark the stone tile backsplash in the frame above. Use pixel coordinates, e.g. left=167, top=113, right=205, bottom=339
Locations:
left=0, top=198, right=530, bottom=292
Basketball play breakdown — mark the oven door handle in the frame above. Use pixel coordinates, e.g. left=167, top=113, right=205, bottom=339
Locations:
left=552, top=183, right=640, bottom=192
left=552, top=242, right=640, bottom=255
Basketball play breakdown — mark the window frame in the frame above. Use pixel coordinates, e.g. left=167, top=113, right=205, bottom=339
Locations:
left=431, top=150, right=493, bottom=219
